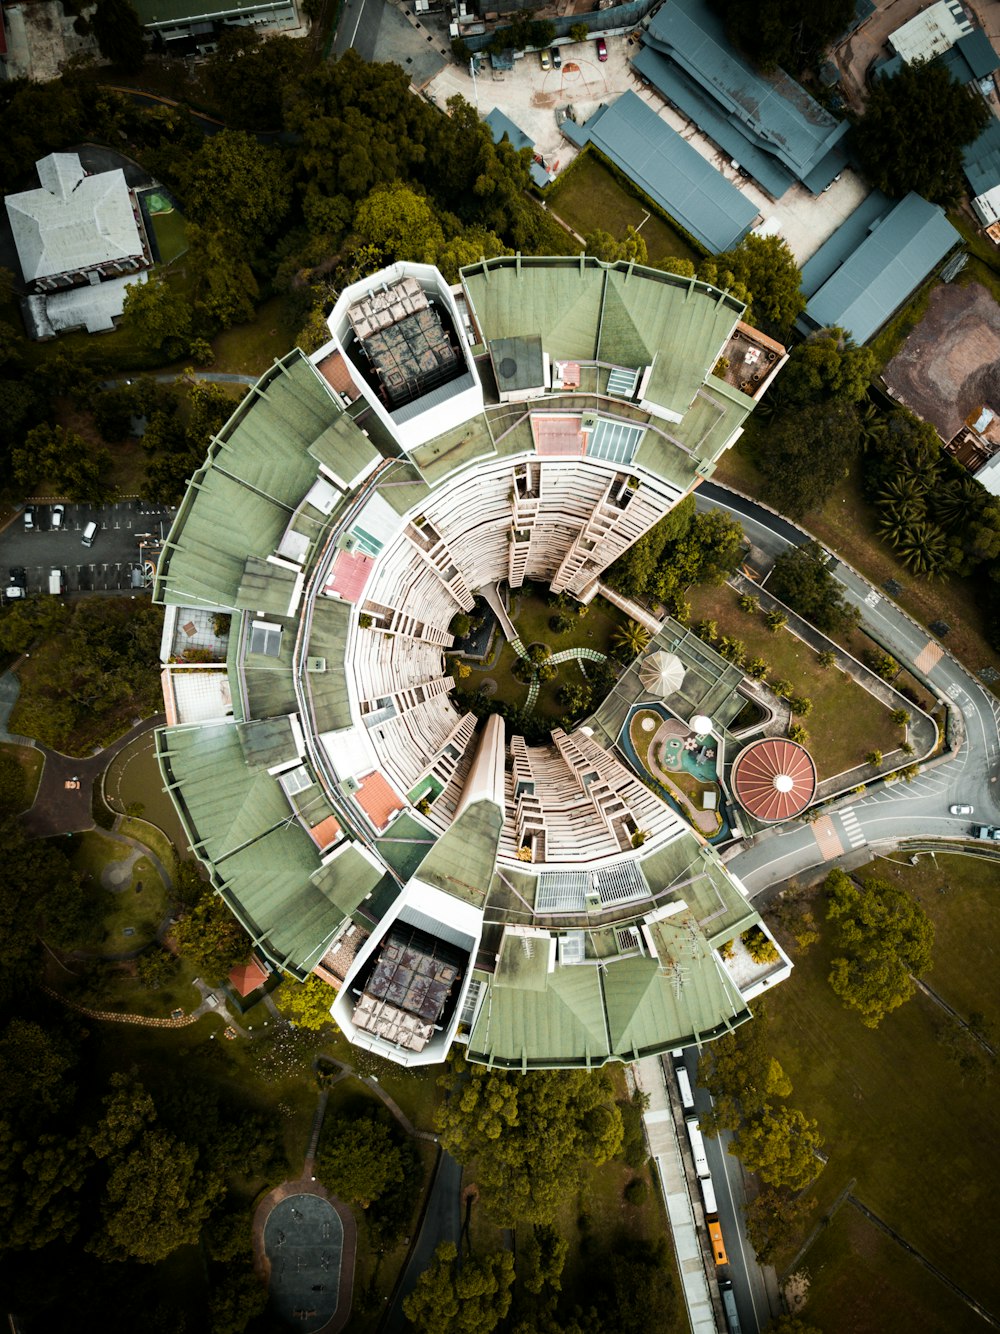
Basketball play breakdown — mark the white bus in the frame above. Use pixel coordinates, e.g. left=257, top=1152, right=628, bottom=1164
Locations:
left=684, top=1116, right=710, bottom=1178
left=699, top=1173, right=718, bottom=1216
left=675, top=1064, right=695, bottom=1111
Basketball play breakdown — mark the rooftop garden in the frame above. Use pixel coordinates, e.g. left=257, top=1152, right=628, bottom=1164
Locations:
left=453, top=584, right=635, bottom=742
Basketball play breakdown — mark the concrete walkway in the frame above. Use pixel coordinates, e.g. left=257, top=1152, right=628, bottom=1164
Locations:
left=480, top=584, right=520, bottom=646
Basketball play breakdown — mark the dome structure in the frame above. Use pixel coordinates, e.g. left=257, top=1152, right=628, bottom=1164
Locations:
left=690, top=713, right=713, bottom=736
left=638, top=650, right=685, bottom=697
left=731, top=738, right=817, bottom=822
left=152, top=256, right=788, bottom=1070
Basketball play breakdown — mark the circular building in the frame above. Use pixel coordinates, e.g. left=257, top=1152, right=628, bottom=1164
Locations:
left=730, top=737, right=817, bottom=823
left=153, top=256, right=788, bottom=1071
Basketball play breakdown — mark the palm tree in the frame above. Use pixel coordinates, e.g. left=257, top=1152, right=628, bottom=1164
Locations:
left=893, top=521, right=950, bottom=577
left=612, top=620, right=650, bottom=660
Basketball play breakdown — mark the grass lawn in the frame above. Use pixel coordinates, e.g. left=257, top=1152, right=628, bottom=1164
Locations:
left=119, top=814, right=179, bottom=880
left=0, top=741, right=44, bottom=811
left=105, top=730, right=191, bottom=858
left=61, top=829, right=170, bottom=954
left=760, top=853, right=1000, bottom=1324
left=150, top=208, right=188, bottom=265
left=209, top=293, right=302, bottom=377
left=713, top=445, right=1000, bottom=687
left=545, top=150, right=701, bottom=268
left=687, top=584, right=901, bottom=780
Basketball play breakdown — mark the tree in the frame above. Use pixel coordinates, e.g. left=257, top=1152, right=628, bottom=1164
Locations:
left=825, top=868, right=934, bottom=1028
left=731, top=1104, right=823, bottom=1191
left=584, top=226, right=648, bottom=265
left=612, top=620, right=651, bottom=660
left=709, top=0, right=854, bottom=72
left=751, top=401, right=861, bottom=516
left=604, top=494, right=696, bottom=599
left=519, top=1223, right=569, bottom=1295
left=436, top=1057, right=623, bottom=1225
left=90, top=1127, right=223, bottom=1263
left=746, top=1186, right=817, bottom=1264
left=205, top=29, right=306, bottom=131
left=207, top=1264, right=268, bottom=1334
left=90, top=0, right=145, bottom=70
left=318, top=1115, right=404, bottom=1209
left=589, top=1235, right=678, bottom=1334
left=122, top=273, right=193, bottom=357
left=89, top=1071, right=158, bottom=1161
left=856, top=58, right=991, bottom=205
left=185, top=225, right=259, bottom=331
left=179, top=131, right=291, bottom=254
left=276, top=974, right=337, bottom=1030
left=403, top=1242, right=515, bottom=1334
left=0, top=1020, right=77, bottom=1123
left=768, top=542, right=857, bottom=634
left=172, top=892, right=252, bottom=984
left=698, top=1006, right=792, bottom=1134
left=0, top=1121, right=90, bottom=1254
left=353, top=181, right=446, bottom=268
left=12, top=424, right=111, bottom=503
left=715, top=234, right=804, bottom=340
left=773, top=328, right=875, bottom=409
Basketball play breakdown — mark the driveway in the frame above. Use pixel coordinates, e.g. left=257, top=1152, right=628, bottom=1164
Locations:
left=382, top=1149, right=462, bottom=1332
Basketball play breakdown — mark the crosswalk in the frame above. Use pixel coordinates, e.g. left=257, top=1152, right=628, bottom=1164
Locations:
left=839, top=806, right=867, bottom=850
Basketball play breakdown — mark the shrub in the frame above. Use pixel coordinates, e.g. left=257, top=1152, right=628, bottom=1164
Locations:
left=516, top=845, right=533, bottom=862
left=892, top=708, right=911, bottom=727
left=624, top=1177, right=649, bottom=1205
left=771, top=678, right=792, bottom=699
left=358, top=613, right=373, bottom=629
left=696, top=619, right=717, bottom=643
left=454, top=662, right=472, bottom=679
left=866, top=749, right=883, bottom=767
left=788, top=723, right=809, bottom=744
left=817, top=649, right=836, bottom=668
left=738, top=593, right=760, bottom=614
left=549, top=613, right=574, bottom=634
left=537, top=662, right=557, bottom=682
left=212, top=612, right=231, bottom=637
left=741, top=926, right=779, bottom=964
left=788, top=695, right=812, bottom=717
left=718, top=939, right=735, bottom=960
left=450, top=612, right=472, bottom=638
left=764, top=609, right=787, bottom=633
left=527, top=642, right=551, bottom=664
left=864, top=647, right=899, bottom=681
left=747, top=657, right=769, bottom=680
left=631, top=829, right=648, bottom=848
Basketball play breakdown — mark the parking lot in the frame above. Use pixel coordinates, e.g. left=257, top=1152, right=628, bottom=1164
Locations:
left=2, top=500, right=175, bottom=598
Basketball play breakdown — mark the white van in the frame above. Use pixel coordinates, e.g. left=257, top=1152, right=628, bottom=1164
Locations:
left=81, top=520, right=98, bottom=547
left=48, top=568, right=64, bottom=596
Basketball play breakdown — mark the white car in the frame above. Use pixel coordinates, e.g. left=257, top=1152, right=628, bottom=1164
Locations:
left=51, top=504, right=65, bottom=531
left=949, top=804, right=974, bottom=816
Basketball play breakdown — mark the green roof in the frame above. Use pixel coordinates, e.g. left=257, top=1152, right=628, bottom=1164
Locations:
left=374, top=813, right=434, bottom=881
left=157, top=723, right=289, bottom=864
left=494, top=930, right=551, bottom=992
left=462, top=257, right=743, bottom=422
left=304, top=599, right=353, bottom=732
left=310, top=844, right=385, bottom=919
left=468, top=964, right=611, bottom=1068
left=215, top=822, right=340, bottom=975
left=242, top=618, right=297, bottom=721
left=416, top=799, right=503, bottom=907
left=236, top=716, right=299, bottom=770
left=236, top=557, right=298, bottom=617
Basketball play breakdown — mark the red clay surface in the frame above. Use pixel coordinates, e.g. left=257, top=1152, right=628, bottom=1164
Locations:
left=882, top=282, right=1000, bottom=444
left=731, top=737, right=817, bottom=822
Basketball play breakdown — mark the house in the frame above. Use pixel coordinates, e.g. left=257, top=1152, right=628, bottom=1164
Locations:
left=562, top=92, right=759, bottom=254
left=5, top=152, right=152, bottom=338
left=633, top=0, right=850, bottom=198
left=797, top=192, right=960, bottom=345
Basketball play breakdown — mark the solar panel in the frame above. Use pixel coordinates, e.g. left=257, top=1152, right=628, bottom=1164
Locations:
left=559, top=931, right=587, bottom=965
left=595, top=861, right=649, bottom=906
left=536, top=871, right=590, bottom=912
left=280, top=765, right=312, bottom=796
left=249, top=620, right=282, bottom=657
left=588, top=418, right=644, bottom=464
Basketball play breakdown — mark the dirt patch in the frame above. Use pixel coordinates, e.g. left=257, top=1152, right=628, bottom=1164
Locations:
left=882, top=281, right=1000, bottom=442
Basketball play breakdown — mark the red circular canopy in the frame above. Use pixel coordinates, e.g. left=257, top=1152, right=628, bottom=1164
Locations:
left=731, top=738, right=816, bottom=822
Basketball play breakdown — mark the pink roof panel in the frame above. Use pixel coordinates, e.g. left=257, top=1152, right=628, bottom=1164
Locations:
left=731, top=738, right=816, bottom=822
left=326, top=549, right=374, bottom=602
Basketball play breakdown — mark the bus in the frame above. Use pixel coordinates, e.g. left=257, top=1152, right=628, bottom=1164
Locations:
left=675, top=1064, right=695, bottom=1111
left=720, top=1280, right=742, bottom=1334
left=684, top=1116, right=710, bottom=1178
left=708, top=1218, right=729, bottom=1266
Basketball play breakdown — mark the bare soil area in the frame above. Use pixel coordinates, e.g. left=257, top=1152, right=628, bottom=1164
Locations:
left=882, top=281, right=1000, bottom=442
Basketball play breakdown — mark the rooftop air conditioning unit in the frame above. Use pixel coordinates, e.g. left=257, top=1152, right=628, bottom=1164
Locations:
left=585, top=889, right=601, bottom=913
left=307, top=657, right=327, bottom=672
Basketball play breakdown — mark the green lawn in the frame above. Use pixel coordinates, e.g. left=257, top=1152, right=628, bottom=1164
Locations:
left=687, top=584, right=901, bottom=780
left=150, top=208, right=189, bottom=265
left=60, top=829, right=169, bottom=954
left=545, top=149, right=701, bottom=268
left=209, top=293, right=302, bottom=376
left=0, top=741, right=44, bottom=812
left=118, top=815, right=179, bottom=881
left=761, top=854, right=1000, bottom=1325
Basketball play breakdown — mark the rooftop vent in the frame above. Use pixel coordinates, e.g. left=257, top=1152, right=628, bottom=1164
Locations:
left=249, top=620, right=282, bottom=658
left=307, top=657, right=327, bottom=672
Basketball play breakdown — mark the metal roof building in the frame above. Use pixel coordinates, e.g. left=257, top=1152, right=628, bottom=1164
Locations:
left=887, top=0, right=972, bottom=64
left=155, top=256, right=791, bottom=1069
left=797, top=192, right=960, bottom=345
left=561, top=92, right=758, bottom=254
left=635, top=0, right=850, bottom=198
left=484, top=108, right=550, bottom=189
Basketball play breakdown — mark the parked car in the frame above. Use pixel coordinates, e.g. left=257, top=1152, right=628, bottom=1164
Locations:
left=51, top=503, right=65, bottom=531
left=596, top=35, right=607, bottom=60
left=539, top=47, right=551, bottom=70
left=551, top=46, right=561, bottom=68
left=7, top=567, right=27, bottom=600
left=971, top=825, right=1000, bottom=840
left=949, top=803, right=974, bottom=815
left=23, top=505, right=35, bottom=531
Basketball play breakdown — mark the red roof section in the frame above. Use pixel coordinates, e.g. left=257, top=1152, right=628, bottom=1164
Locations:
left=229, top=957, right=268, bottom=996
left=326, top=549, right=374, bottom=602
left=308, top=814, right=341, bottom=850
left=354, top=770, right=403, bottom=831
left=731, top=738, right=816, bottom=822
left=533, top=415, right=585, bottom=456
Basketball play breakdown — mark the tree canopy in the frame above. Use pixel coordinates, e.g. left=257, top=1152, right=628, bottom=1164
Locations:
left=716, top=234, right=805, bottom=340
left=751, top=400, right=861, bottom=516
left=317, top=1115, right=405, bottom=1209
left=276, top=974, right=338, bottom=1030
left=772, top=328, right=875, bottom=410
left=825, top=868, right=934, bottom=1027
left=436, top=1058, right=623, bottom=1225
left=89, top=0, right=146, bottom=72
left=171, top=890, right=252, bottom=985
left=767, top=541, right=857, bottom=634
left=854, top=60, right=990, bottom=205
left=403, top=1242, right=515, bottom=1334
left=731, top=1104, right=823, bottom=1191
left=709, top=0, right=854, bottom=72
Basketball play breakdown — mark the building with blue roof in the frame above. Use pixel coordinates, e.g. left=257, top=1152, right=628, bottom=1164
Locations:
left=563, top=92, right=758, bottom=254
left=798, top=192, right=960, bottom=345
left=635, top=0, right=849, bottom=198
left=485, top=107, right=550, bottom=189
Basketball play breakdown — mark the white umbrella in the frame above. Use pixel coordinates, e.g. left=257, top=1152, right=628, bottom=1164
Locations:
left=638, top=651, right=685, bottom=697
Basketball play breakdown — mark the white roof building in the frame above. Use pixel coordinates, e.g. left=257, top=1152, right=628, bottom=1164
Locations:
left=888, top=0, right=972, bottom=65
left=6, top=153, right=146, bottom=284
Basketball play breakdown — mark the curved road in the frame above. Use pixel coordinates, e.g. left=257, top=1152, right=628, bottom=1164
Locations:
left=696, top=480, right=1000, bottom=897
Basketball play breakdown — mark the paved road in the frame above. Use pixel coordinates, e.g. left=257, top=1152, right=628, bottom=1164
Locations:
left=1, top=499, right=174, bottom=597
left=682, top=1049, right=772, bottom=1334
left=383, top=1148, right=461, bottom=1332
left=696, top=482, right=1000, bottom=895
